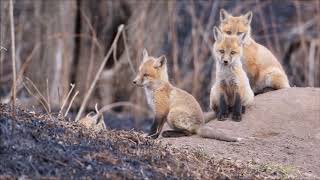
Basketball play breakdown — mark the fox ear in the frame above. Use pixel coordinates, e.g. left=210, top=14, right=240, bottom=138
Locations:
left=238, top=32, right=247, bottom=44
left=154, top=55, right=167, bottom=68
left=142, top=48, right=148, bottom=61
left=243, top=11, right=253, bottom=25
left=220, top=9, right=230, bottom=22
left=213, top=26, right=223, bottom=42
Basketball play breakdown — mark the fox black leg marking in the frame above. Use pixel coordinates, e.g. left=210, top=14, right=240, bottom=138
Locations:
left=232, top=93, right=242, bottom=121
left=148, top=117, right=166, bottom=139
left=242, top=106, right=246, bottom=114
left=148, top=119, right=159, bottom=139
left=161, top=130, right=192, bottom=138
left=217, top=94, right=228, bottom=121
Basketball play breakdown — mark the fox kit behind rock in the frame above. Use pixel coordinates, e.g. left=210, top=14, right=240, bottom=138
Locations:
left=219, top=9, right=290, bottom=94
left=210, top=27, right=254, bottom=121
left=133, top=49, right=240, bottom=142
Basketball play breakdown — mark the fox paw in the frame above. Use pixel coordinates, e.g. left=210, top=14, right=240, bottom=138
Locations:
left=147, top=133, right=160, bottom=139
left=242, top=106, right=246, bottom=114
left=232, top=113, right=242, bottom=122
left=217, top=112, right=228, bottom=121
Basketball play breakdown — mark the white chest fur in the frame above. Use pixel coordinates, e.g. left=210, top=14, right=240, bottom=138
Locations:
left=218, top=65, right=239, bottom=87
left=144, top=87, right=155, bottom=112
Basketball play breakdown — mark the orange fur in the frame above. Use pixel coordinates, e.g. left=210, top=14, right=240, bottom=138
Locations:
left=219, top=9, right=290, bottom=93
left=210, top=27, right=254, bottom=116
left=133, top=49, right=240, bottom=141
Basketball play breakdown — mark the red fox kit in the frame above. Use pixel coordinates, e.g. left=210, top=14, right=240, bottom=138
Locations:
left=210, top=27, right=254, bottom=121
left=133, top=49, right=240, bottom=142
left=219, top=9, right=290, bottom=94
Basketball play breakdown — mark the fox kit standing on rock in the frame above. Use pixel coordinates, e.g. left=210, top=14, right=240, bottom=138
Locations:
left=219, top=9, right=290, bottom=94
left=133, top=49, right=240, bottom=142
left=210, top=27, right=254, bottom=121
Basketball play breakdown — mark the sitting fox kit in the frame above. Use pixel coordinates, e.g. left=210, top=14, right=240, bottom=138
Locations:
left=210, top=27, right=254, bottom=121
left=219, top=9, right=290, bottom=94
left=133, top=49, right=240, bottom=142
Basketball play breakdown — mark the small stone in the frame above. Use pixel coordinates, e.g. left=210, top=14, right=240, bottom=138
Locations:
left=86, top=165, right=92, bottom=170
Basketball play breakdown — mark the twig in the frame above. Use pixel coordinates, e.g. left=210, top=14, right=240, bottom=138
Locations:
left=64, top=91, right=79, bottom=117
left=287, top=16, right=318, bottom=38
left=122, top=30, right=136, bottom=74
left=9, top=0, right=16, bottom=126
left=28, top=156, right=40, bottom=178
left=189, top=2, right=201, bottom=98
left=3, top=31, right=103, bottom=94
left=86, top=36, right=96, bottom=92
left=256, top=0, right=275, bottom=54
left=308, top=41, right=316, bottom=86
left=268, top=5, right=281, bottom=56
left=24, top=77, right=51, bottom=114
left=75, top=24, right=124, bottom=122
left=59, top=83, right=75, bottom=116
left=38, top=154, right=67, bottom=167
left=80, top=9, right=101, bottom=91
left=97, top=101, right=150, bottom=117
left=80, top=9, right=103, bottom=51
left=168, top=1, right=180, bottom=83
left=113, top=37, right=118, bottom=64
left=57, top=87, right=61, bottom=107
left=0, top=46, right=7, bottom=51
left=23, top=82, right=50, bottom=115
left=2, top=45, right=36, bottom=103
left=46, top=79, right=51, bottom=113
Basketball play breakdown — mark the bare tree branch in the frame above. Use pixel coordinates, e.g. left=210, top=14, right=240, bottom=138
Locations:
left=75, top=24, right=124, bottom=122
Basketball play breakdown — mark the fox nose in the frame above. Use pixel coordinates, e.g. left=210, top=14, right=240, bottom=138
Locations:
left=223, top=60, right=228, bottom=65
left=132, top=80, right=137, bottom=84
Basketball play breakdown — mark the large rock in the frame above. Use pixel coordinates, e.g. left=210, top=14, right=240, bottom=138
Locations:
left=161, top=87, right=320, bottom=177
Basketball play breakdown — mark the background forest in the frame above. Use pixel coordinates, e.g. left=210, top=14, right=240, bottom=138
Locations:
left=0, top=0, right=319, bottom=131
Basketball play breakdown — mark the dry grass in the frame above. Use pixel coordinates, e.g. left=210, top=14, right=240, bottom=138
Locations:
left=75, top=24, right=124, bottom=122
left=23, top=77, right=51, bottom=115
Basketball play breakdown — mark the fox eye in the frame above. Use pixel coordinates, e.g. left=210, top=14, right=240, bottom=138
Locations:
left=143, top=74, right=149, bottom=77
left=226, top=31, right=232, bottom=35
left=219, top=50, right=225, bottom=54
left=230, top=51, right=236, bottom=55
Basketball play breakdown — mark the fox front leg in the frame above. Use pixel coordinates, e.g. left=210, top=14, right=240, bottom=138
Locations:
left=148, top=116, right=166, bottom=139
left=217, top=94, right=229, bottom=121
left=232, top=93, right=242, bottom=121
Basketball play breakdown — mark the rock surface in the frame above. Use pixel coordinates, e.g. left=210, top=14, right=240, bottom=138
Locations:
left=161, top=87, right=320, bottom=178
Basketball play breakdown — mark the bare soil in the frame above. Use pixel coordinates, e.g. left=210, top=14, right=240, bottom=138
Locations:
left=161, top=87, right=320, bottom=179
left=0, top=103, right=294, bottom=179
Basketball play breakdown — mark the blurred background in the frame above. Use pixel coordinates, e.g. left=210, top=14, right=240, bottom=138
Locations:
left=0, top=0, right=319, bottom=131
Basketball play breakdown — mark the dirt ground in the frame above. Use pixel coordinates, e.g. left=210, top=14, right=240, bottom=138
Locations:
left=0, top=103, right=296, bottom=179
left=161, top=87, right=320, bottom=179
left=0, top=87, right=318, bottom=179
